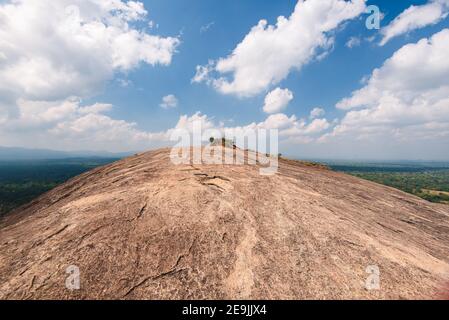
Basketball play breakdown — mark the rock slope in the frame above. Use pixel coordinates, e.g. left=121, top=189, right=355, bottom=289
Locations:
left=1, top=148, right=449, bottom=299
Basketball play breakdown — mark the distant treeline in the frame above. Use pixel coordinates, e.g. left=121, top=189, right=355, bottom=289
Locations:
left=327, top=164, right=449, bottom=205
left=0, top=158, right=118, bottom=216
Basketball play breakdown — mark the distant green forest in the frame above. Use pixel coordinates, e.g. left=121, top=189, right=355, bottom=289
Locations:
left=0, top=158, right=118, bottom=216
left=327, top=161, right=449, bottom=205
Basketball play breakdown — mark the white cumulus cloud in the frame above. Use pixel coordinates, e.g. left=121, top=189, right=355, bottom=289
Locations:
left=0, top=0, right=179, bottom=104
left=160, top=94, right=178, bottom=109
left=310, top=107, right=326, bottom=119
left=0, top=0, right=180, bottom=150
left=263, top=88, right=293, bottom=114
left=192, top=0, right=366, bottom=97
left=380, top=0, right=449, bottom=46
left=331, top=29, right=449, bottom=144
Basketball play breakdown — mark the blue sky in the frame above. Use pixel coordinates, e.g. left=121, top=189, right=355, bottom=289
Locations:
left=93, top=0, right=444, bottom=130
left=94, top=0, right=401, bottom=130
left=1, top=0, right=449, bottom=159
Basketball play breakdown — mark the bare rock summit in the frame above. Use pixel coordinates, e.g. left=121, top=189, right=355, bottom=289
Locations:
left=1, top=148, right=449, bottom=299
